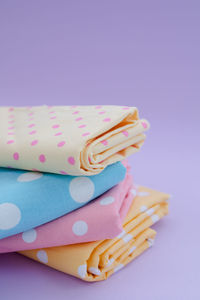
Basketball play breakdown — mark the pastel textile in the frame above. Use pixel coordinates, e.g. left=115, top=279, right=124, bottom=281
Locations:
left=0, top=105, right=150, bottom=175
left=21, top=187, right=169, bottom=282
left=0, top=162, right=126, bottom=240
left=0, top=169, right=134, bottom=253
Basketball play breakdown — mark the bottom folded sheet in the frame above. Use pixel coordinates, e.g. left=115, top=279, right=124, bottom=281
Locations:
left=20, top=186, right=169, bottom=282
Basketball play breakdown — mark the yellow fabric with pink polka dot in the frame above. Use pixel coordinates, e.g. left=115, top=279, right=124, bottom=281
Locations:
left=0, top=105, right=150, bottom=175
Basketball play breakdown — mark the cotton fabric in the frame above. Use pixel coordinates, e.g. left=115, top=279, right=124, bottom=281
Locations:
left=0, top=168, right=134, bottom=253
left=0, top=162, right=126, bottom=240
left=0, top=105, right=149, bottom=175
left=21, top=187, right=169, bottom=282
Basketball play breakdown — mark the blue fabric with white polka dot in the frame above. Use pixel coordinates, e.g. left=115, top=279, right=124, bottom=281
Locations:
left=0, top=162, right=126, bottom=240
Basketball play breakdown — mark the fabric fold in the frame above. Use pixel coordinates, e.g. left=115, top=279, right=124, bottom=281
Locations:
left=0, top=162, right=126, bottom=240
left=0, top=105, right=150, bottom=175
left=0, top=170, right=134, bottom=253
left=20, top=187, right=169, bottom=282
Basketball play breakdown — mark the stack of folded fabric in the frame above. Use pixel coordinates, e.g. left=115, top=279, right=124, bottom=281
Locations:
left=0, top=105, right=169, bottom=282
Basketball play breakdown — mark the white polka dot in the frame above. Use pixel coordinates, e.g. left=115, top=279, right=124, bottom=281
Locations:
left=0, top=203, right=21, bottom=230
left=106, top=258, right=115, bottom=267
left=100, top=196, right=115, bottom=205
left=138, top=191, right=150, bottom=197
left=140, top=205, right=147, bottom=212
left=88, top=267, right=101, bottom=275
left=117, top=230, right=126, bottom=239
left=131, top=189, right=137, bottom=197
left=151, top=214, right=160, bottom=223
left=78, top=264, right=87, bottom=278
left=22, top=229, right=37, bottom=243
left=129, top=246, right=136, bottom=254
left=69, top=177, right=95, bottom=203
left=147, top=238, right=154, bottom=247
left=72, top=220, right=88, bottom=236
left=114, top=264, right=124, bottom=273
left=17, top=172, right=43, bottom=182
left=123, top=234, right=133, bottom=243
left=37, top=250, right=48, bottom=263
left=146, top=208, right=155, bottom=216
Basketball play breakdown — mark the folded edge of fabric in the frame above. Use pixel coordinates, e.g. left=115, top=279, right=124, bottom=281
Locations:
left=0, top=169, right=134, bottom=252
left=0, top=161, right=127, bottom=240
left=20, top=186, right=169, bottom=282
left=0, top=106, right=150, bottom=175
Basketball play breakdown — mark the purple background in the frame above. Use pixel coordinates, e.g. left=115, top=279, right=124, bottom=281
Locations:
left=0, top=1, right=199, bottom=299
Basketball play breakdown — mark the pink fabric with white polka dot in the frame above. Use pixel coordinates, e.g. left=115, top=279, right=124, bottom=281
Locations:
left=0, top=170, right=136, bottom=253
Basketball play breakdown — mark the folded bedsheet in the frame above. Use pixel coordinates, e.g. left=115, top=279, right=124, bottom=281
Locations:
left=0, top=167, right=134, bottom=253
left=0, top=105, right=149, bottom=175
left=21, top=187, right=169, bottom=282
left=0, top=162, right=126, bottom=240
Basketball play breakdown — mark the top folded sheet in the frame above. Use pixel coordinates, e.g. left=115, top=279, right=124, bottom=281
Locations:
left=0, top=105, right=150, bottom=175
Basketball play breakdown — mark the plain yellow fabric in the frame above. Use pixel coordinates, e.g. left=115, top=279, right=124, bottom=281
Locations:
left=0, top=105, right=149, bottom=175
left=20, top=186, right=169, bottom=281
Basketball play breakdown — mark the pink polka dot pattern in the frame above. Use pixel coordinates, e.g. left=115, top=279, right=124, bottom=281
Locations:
left=122, top=131, right=129, bottom=137
left=28, top=124, right=35, bottom=128
left=13, top=152, right=19, bottom=160
left=75, top=117, right=83, bottom=121
left=57, top=141, right=65, bottom=147
left=60, top=170, right=68, bottom=175
left=39, top=154, right=46, bottom=163
left=0, top=105, right=149, bottom=176
left=29, top=130, right=37, bottom=135
left=101, top=140, right=108, bottom=146
left=103, top=118, right=111, bottom=122
left=68, top=156, right=75, bottom=165
left=52, top=124, right=60, bottom=129
left=31, top=140, right=38, bottom=146
left=141, top=121, right=147, bottom=129
left=7, top=140, right=15, bottom=144
left=82, top=132, right=90, bottom=137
